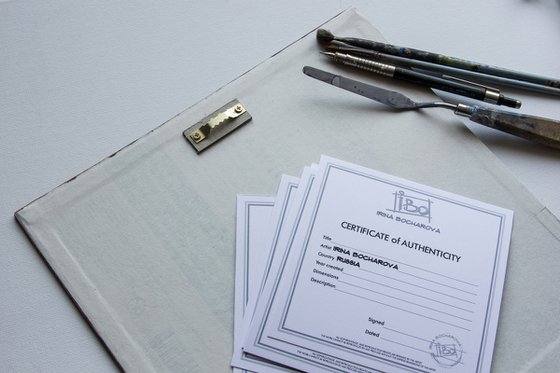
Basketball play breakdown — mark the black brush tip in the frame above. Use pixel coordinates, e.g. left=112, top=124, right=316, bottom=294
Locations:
left=316, top=29, right=335, bottom=44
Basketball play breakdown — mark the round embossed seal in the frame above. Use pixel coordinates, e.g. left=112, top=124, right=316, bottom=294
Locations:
left=429, top=334, right=463, bottom=367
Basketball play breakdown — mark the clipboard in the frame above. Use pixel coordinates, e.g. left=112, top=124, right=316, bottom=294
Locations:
left=15, top=9, right=560, bottom=372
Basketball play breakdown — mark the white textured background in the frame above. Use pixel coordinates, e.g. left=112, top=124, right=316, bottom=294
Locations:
left=1, top=1, right=559, bottom=371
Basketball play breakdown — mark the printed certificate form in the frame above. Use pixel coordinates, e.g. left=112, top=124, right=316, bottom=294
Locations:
left=243, top=156, right=513, bottom=373
left=233, top=175, right=301, bottom=373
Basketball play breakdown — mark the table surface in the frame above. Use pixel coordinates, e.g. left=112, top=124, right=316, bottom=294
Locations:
left=2, top=1, right=559, bottom=371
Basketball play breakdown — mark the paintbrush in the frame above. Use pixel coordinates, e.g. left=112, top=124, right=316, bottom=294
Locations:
left=320, top=51, right=521, bottom=108
left=316, top=29, right=560, bottom=90
left=325, top=42, right=560, bottom=96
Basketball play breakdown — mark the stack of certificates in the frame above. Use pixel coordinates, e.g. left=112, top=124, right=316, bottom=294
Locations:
left=231, top=155, right=513, bottom=373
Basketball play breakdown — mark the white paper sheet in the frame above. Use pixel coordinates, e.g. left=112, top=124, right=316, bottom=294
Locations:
left=232, top=172, right=316, bottom=372
left=243, top=156, right=513, bottom=373
left=233, top=175, right=301, bottom=373
left=233, top=195, right=275, bottom=373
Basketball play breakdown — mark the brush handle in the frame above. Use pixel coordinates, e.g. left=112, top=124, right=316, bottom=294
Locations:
left=465, top=106, right=560, bottom=149
left=341, top=36, right=560, bottom=89
left=326, top=52, right=520, bottom=108
left=329, top=44, right=560, bottom=96
left=393, top=68, right=520, bottom=108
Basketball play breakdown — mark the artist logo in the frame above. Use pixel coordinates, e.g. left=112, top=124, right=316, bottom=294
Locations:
left=429, top=334, right=463, bottom=368
left=388, top=190, right=432, bottom=222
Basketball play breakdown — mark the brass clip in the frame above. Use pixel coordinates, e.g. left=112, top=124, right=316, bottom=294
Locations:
left=184, top=99, right=251, bottom=153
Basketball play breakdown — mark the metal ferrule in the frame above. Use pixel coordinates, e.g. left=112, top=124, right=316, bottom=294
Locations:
left=483, top=89, right=500, bottom=104
left=336, top=53, right=396, bottom=77
left=454, top=103, right=474, bottom=117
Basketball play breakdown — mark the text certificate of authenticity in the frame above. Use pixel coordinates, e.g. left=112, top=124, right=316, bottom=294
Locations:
left=243, top=156, right=513, bottom=373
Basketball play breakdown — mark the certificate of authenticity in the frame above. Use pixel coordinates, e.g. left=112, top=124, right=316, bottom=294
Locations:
left=243, top=156, right=513, bottom=373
